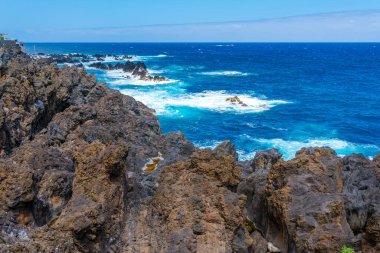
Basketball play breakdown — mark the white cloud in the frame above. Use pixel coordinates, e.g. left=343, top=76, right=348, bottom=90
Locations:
left=19, top=10, right=380, bottom=42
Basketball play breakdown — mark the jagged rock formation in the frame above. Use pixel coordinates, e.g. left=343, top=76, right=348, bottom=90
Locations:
left=121, top=149, right=246, bottom=253
left=0, top=41, right=379, bottom=253
left=0, top=40, right=245, bottom=252
left=88, top=61, right=168, bottom=83
left=36, top=52, right=167, bottom=83
left=238, top=148, right=380, bottom=253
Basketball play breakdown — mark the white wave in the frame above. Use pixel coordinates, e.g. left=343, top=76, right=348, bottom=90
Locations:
left=119, top=89, right=175, bottom=114
left=120, top=90, right=289, bottom=115
left=247, top=137, right=380, bottom=160
left=57, top=63, right=76, bottom=67
left=103, top=56, right=119, bottom=62
left=193, top=140, right=223, bottom=150
left=237, top=151, right=256, bottom=161
left=106, top=69, right=177, bottom=86
left=193, top=140, right=256, bottom=161
left=200, top=71, right=249, bottom=76
left=148, top=69, right=165, bottom=74
left=244, top=123, right=288, bottom=131
left=164, top=91, right=287, bottom=113
left=138, top=54, right=169, bottom=61
left=215, top=44, right=234, bottom=47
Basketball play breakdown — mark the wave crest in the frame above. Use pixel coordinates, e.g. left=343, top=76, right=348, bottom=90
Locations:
left=200, top=71, right=249, bottom=76
left=246, top=137, right=380, bottom=160
left=120, top=90, right=289, bottom=114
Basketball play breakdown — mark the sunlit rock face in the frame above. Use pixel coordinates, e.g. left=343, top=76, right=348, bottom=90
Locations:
left=0, top=41, right=379, bottom=253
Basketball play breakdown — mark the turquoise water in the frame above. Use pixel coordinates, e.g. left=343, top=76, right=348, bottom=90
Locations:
left=25, top=43, right=380, bottom=160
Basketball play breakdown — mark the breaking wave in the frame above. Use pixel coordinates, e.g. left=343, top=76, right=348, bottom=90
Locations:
left=200, top=71, right=249, bottom=76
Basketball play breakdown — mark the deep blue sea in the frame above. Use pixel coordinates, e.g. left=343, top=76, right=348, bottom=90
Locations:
left=25, top=43, right=380, bottom=160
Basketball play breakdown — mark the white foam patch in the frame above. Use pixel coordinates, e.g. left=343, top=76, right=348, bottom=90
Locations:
left=105, top=69, right=177, bottom=86
left=102, top=56, right=121, bottom=63
left=215, top=44, right=235, bottom=47
left=57, top=63, right=74, bottom=67
left=247, top=137, right=380, bottom=160
left=148, top=69, right=165, bottom=74
left=120, top=90, right=289, bottom=115
left=139, top=54, right=170, bottom=61
left=244, top=123, right=288, bottom=131
left=200, top=71, right=249, bottom=76
left=194, top=140, right=223, bottom=150
left=193, top=140, right=256, bottom=161
left=237, top=151, right=256, bottom=161
left=167, top=91, right=289, bottom=113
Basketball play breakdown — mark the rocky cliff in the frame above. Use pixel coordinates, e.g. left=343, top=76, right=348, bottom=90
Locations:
left=0, top=41, right=379, bottom=253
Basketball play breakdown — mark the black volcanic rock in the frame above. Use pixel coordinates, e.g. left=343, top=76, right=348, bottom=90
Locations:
left=89, top=61, right=168, bottom=82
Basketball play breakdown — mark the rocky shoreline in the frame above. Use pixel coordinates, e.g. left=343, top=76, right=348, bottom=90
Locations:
left=0, top=40, right=379, bottom=253
left=35, top=52, right=168, bottom=83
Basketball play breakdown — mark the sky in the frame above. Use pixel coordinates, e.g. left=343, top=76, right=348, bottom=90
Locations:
left=1, top=0, right=380, bottom=42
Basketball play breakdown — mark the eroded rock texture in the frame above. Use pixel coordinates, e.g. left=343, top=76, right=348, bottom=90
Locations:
left=0, top=41, right=246, bottom=252
left=239, top=148, right=380, bottom=253
left=0, top=41, right=379, bottom=253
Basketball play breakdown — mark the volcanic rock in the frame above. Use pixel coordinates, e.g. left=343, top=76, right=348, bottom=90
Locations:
left=1, top=40, right=380, bottom=253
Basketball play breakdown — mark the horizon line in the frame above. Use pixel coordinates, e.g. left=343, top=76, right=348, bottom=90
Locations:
left=24, top=41, right=380, bottom=44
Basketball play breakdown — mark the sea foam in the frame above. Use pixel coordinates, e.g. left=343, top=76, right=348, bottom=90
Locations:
left=200, top=71, right=249, bottom=76
left=105, top=69, right=177, bottom=86
left=120, top=90, right=289, bottom=115
left=245, top=137, right=380, bottom=160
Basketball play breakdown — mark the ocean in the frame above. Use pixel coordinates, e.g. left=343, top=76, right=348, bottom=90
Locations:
left=25, top=43, right=380, bottom=160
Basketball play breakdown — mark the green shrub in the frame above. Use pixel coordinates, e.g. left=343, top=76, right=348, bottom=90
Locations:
left=340, top=245, right=355, bottom=253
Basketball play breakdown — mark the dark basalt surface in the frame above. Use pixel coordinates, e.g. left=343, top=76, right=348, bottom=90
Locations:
left=88, top=61, right=168, bottom=82
left=37, top=52, right=168, bottom=83
left=0, top=41, right=379, bottom=253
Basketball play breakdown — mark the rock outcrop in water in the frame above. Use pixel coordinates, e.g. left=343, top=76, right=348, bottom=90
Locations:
left=0, top=40, right=379, bottom=252
left=226, top=96, right=248, bottom=107
left=36, top=52, right=168, bottom=83
left=88, top=61, right=168, bottom=83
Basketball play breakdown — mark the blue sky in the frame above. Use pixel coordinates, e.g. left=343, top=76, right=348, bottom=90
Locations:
left=1, top=0, right=380, bottom=42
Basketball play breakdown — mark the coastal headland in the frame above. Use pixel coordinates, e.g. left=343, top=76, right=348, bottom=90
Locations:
left=0, top=40, right=379, bottom=253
